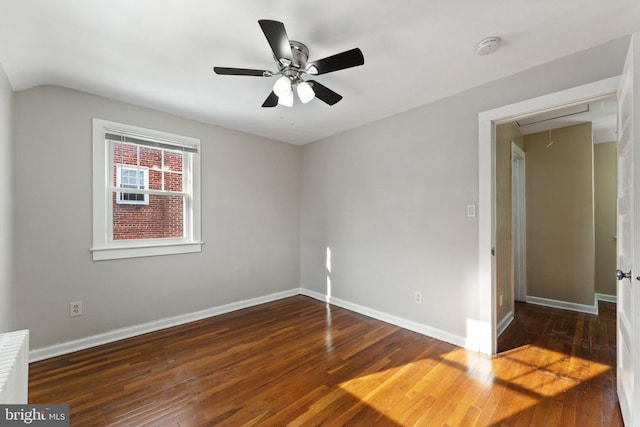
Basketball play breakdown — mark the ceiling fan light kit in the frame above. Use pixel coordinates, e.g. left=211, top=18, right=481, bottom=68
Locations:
left=297, top=81, right=315, bottom=103
left=273, top=75, right=293, bottom=98
left=214, top=19, right=364, bottom=107
left=278, top=90, right=294, bottom=107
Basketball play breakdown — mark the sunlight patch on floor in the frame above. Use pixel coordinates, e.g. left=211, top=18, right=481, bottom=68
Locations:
left=336, top=345, right=613, bottom=424
left=497, top=344, right=612, bottom=396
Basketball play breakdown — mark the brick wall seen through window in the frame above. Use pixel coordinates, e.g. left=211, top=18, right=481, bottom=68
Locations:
left=112, top=142, right=184, bottom=240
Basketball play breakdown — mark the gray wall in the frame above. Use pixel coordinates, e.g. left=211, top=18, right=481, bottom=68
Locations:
left=14, top=86, right=301, bottom=349
left=594, top=141, right=617, bottom=296
left=524, top=123, right=594, bottom=306
left=0, top=62, right=14, bottom=333
left=300, top=37, right=629, bottom=341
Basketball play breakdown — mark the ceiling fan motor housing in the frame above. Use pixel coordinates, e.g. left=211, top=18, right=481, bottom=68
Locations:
left=288, top=41, right=309, bottom=69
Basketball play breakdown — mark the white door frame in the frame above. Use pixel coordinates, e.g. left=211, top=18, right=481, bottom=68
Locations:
left=478, top=76, right=619, bottom=355
left=511, top=142, right=526, bottom=303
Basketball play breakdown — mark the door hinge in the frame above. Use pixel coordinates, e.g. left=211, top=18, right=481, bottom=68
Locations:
left=491, top=247, right=495, bottom=256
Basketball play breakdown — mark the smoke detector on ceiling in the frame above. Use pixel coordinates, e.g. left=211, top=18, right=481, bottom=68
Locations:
left=475, top=36, right=501, bottom=56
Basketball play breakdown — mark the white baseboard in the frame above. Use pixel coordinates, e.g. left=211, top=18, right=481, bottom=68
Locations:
left=525, top=295, right=599, bottom=315
left=300, top=288, right=330, bottom=303
left=300, top=289, right=468, bottom=350
left=31, top=288, right=477, bottom=362
left=497, top=311, right=514, bottom=337
left=29, top=288, right=300, bottom=362
left=595, top=293, right=617, bottom=303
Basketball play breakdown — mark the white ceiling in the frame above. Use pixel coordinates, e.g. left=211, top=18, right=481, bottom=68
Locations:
left=1, top=0, right=639, bottom=145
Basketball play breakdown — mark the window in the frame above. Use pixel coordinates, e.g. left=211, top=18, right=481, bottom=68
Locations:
left=92, top=118, right=202, bottom=260
left=116, top=165, right=149, bottom=205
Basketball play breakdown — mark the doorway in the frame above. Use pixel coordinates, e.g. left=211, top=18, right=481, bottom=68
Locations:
left=478, top=76, right=620, bottom=355
left=496, top=110, right=616, bottom=331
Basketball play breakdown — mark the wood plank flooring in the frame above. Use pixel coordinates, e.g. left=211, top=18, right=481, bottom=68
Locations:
left=29, top=296, right=622, bottom=426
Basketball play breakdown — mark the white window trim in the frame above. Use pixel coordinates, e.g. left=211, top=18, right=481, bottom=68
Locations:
left=116, top=164, right=149, bottom=205
left=92, top=118, right=203, bottom=261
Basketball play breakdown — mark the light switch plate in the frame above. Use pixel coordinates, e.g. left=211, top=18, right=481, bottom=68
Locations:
left=467, top=204, right=476, bottom=217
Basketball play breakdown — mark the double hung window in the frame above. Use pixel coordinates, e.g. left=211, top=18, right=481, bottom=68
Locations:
left=92, top=118, right=202, bottom=260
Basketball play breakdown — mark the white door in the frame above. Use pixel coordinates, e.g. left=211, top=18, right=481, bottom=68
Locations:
left=617, top=34, right=640, bottom=427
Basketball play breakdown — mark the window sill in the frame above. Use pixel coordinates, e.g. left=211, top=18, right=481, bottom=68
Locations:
left=91, top=241, right=204, bottom=261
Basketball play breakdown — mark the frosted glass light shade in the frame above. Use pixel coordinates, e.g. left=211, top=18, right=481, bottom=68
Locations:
left=277, top=91, right=294, bottom=107
left=273, top=76, right=292, bottom=98
left=297, top=82, right=315, bottom=103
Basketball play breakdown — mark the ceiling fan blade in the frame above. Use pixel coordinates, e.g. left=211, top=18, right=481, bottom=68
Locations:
left=308, top=80, right=343, bottom=105
left=214, top=67, right=270, bottom=76
left=306, top=48, right=364, bottom=75
left=262, top=91, right=279, bottom=107
left=258, top=20, right=293, bottom=65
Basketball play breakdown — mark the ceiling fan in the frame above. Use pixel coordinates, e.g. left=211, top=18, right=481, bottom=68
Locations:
left=214, top=19, right=364, bottom=107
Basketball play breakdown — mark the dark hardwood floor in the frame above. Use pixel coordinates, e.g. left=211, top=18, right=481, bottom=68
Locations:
left=29, top=296, right=622, bottom=426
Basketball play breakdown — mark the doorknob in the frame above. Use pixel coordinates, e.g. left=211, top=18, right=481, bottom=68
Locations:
left=616, top=269, right=632, bottom=280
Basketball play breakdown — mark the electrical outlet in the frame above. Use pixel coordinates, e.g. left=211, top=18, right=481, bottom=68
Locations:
left=70, top=301, right=82, bottom=317
left=414, top=291, right=422, bottom=304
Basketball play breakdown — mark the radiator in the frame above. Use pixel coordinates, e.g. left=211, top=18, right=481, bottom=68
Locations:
left=0, top=329, right=29, bottom=404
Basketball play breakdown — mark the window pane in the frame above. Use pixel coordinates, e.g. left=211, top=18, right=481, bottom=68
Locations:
left=149, top=169, right=162, bottom=191
left=112, top=141, right=183, bottom=193
left=120, top=193, right=145, bottom=202
left=112, top=194, right=184, bottom=240
left=122, top=170, right=138, bottom=187
left=165, top=171, right=182, bottom=192
left=165, top=151, right=183, bottom=172
left=113, top=142, right=139, bottom=169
